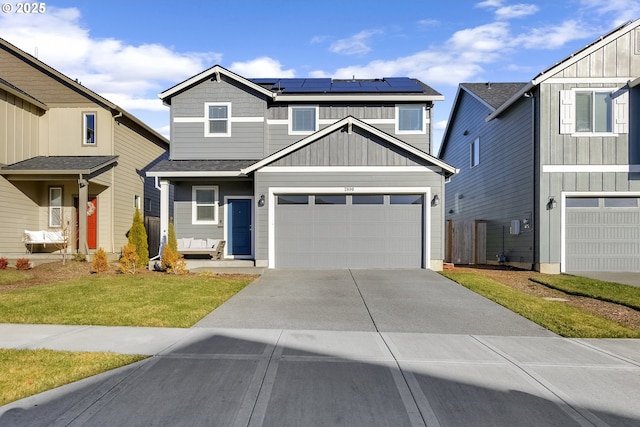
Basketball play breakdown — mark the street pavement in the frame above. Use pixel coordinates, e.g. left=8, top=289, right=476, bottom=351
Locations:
left=0, top=269, right=639, bottom=427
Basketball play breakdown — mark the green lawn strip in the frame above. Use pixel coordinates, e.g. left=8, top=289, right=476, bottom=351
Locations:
left=0, top=274, right=255, bottom=327
left=440, top=271, right=640, bottom=338
left=530, top=274, right=640, bottom=311
left=0, top=348, right=146, bottom=405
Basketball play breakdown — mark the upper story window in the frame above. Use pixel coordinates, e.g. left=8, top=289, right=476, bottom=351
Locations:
left=470, top=137, right=480, bottom=168
left=83, top=112, right=96, bottom=145
left=49, top=187, right=62, bottom=227
left=205, top=102, right=231, bottom=137
left=560, top=88, right=628, bottom=135
left=192, top=186, right=219, bottom=224
left=576, top=91, right=612, bottom=133
left=396, top=105, right=425, bottom=134
left=289, top=105, right=318, bottom=135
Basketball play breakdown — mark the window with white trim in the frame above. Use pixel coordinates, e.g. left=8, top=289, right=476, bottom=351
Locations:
left=192, top=186, right=219, bottom=224
left=470, top=137, right=480, bottom=168
left=49, top=187, right=62, bottom=227
left=396, top=105, right=425, bottom=134
left=205, top=102, right=231, bottom=137
left=289, top=105, right=318, bottom=135
left=560, top=89, right=628, bottom=135
left=83, top=112, right=96, bottom=145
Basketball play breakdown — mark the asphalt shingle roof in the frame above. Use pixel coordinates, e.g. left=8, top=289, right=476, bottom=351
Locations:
left=0, top=156, right=118, bottom=172
left=461, top=83, right=528, bottom=110
left=147, top=159, right=256, bottom=173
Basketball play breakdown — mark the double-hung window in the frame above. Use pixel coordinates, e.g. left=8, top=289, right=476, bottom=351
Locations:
left=396, top=105, right=425, bottom=134
left=49, top=187, right=62, bottom=227
left=83, top=112, right=96, bottom=145
left=192, top=186, right=219, bottom=224
left=205, top=102, right=231, bottom=137
left=289, top=105, right=318, bottom=135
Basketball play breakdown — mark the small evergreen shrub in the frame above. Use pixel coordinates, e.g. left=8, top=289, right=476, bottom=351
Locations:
left=160, top=244, right=188, bottom=274
left=167, top=221, right=178, bottom=252
left=0, top=257, right=8, bottom=270
left=128, top=209, right=149, bottom=269
left=92, top=247, right=109, bottom=273
left=119, top=243, right=139, bottom=274
left=73, top=253, right=87, bottom=262
left=16, top=258, right=31, bottom=271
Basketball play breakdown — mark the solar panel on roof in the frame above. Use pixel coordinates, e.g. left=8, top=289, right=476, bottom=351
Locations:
left=302, top=79, right=332, bottom=87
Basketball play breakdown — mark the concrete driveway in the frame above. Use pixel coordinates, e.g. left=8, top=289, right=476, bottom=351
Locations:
left=195, top=269, right=553, bottom=336
left=2, top=269, right=640, bottom=426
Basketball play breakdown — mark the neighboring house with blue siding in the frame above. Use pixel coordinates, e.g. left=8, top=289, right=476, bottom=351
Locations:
left=148, top=65, right=456, bottom=269
left=439, top=19, right=640, bottom=274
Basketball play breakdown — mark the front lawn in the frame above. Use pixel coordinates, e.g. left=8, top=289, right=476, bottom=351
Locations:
left=0, top=269, right=257, bottom=327
left=441, top=270, right=640, bottom=338
left=0, top=349, right=145, bottom=405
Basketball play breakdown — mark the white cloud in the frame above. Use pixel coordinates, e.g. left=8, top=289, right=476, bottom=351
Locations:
left=329, top=29, right=383, bottom=55
left=516, top=20, right=594, bottom=49
left=229, top=57, right=295, bottom=78
left=476, top=0, right=504, bottom=8
left=578, top=0, right=640, bottom=26
left=495, top=4, right=539, bottom=19
left=0, top=6, right=220, bottom=112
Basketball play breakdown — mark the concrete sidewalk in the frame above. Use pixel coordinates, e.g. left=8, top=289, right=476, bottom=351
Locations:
left=1, top=326, right=639, bottom=426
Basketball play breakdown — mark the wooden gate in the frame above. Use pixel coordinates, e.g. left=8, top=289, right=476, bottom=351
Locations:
left=445, top=220, right=486, bottom=265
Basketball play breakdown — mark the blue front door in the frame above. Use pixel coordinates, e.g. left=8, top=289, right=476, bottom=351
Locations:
left=228, top=198, right=252, bottom=256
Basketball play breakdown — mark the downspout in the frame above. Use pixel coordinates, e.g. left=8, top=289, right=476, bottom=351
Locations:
left=527, top=91, right=537, bottom=271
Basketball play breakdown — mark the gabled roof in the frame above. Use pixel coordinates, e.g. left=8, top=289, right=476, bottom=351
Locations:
left=438, top=82, right=527, bottom=157
left=0, top=38, right=168, bottom=147
left=460, top=83, right=528, bottom=110
left=0, top=77, right=48, bottom=110
left=242, top=116, right=457, bottom=177
left=0, top=156, right=118, bottom=175
left=159, top=65, right=443, bottom=104
left=486, top=18, right=640, bottom=121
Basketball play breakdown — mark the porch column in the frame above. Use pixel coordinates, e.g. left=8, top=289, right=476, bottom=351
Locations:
left=159, top=179, right=169, bottom=254
left=78, top=177, right=89, bottom=254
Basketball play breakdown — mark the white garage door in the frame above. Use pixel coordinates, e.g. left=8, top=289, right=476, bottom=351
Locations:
left=275, top=193, right=425, bottom=268
left=565, top=197, right=640, bottom=272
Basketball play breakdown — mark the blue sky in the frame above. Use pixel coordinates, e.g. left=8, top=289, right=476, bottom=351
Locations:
left=2, top=0, right=639, bottom=152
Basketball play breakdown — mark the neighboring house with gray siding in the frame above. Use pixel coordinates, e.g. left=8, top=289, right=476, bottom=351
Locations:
left=0, top=38, right=169, bottom=257
left=149, top=66, right=456, bottom=269
left=439, top=19, right=640, bottom=274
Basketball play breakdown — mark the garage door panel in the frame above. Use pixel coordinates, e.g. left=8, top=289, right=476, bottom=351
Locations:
left=566, top=200, right=640, bottom=272
left=275, top=193, right=424, bottom=269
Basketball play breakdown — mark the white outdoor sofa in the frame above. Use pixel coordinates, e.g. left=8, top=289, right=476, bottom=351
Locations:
left=177, top=238, right=225, bottom=259
left=23, top=230, right=67, bottom=254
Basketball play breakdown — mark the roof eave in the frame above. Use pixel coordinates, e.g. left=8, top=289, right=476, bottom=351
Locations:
left=159, top=65, right=276, bottom=102
left=146, top=170, right=246, bottom=178
left=273, top=94, right=444, bottom=102
left=485, top=82, right=534, bottom=122
left=0, top=81, right=48, bottom=110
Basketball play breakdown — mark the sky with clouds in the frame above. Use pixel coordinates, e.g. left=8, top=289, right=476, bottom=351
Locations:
left=1, top=0, right=639, bottom=151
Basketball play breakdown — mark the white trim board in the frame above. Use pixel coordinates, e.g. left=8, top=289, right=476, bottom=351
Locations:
left=543, top=165, right=640, bottom=173
left=267, top=186, right=431, bottom=269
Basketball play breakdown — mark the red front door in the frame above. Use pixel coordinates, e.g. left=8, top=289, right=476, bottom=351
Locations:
left=75, top=197, right=98, bottom=250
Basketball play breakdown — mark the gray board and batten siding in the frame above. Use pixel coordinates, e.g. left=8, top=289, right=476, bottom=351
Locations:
left=441, top=88, right=535, bottom=266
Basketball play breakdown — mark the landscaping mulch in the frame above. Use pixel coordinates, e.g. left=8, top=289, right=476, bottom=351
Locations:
left=454, top=265, right=640, bottom=331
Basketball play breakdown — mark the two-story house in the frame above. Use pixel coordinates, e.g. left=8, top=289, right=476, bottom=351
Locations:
left=439, top=19, right=640, bottom=274
left=0, top=38, right=169, bottom=257
left=149, top=66, right=456, bottom=269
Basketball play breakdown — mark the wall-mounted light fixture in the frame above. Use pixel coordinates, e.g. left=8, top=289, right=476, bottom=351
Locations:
left=431, top=194, right=439, bottom=207
left=448, top=209, right=455, bottom=214
left=547, top=196, right=557, bottom=210
left=258, top=194, right=265, bottom=207
left=463, top=130, right=469, bottom=136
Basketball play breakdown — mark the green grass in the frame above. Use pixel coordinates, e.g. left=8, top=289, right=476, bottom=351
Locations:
left=440, top=271, right=640, bottom=338
left=531, top=274, right=640, bottom=311
left=0, top=349, right=145, bottom=405
left=0, top=273, right=256, bottom=327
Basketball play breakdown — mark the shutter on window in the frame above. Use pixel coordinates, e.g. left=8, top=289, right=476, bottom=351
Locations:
left=613, top=89, right=629, bottom=134
left=559, top=90, right=574, bottom=134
